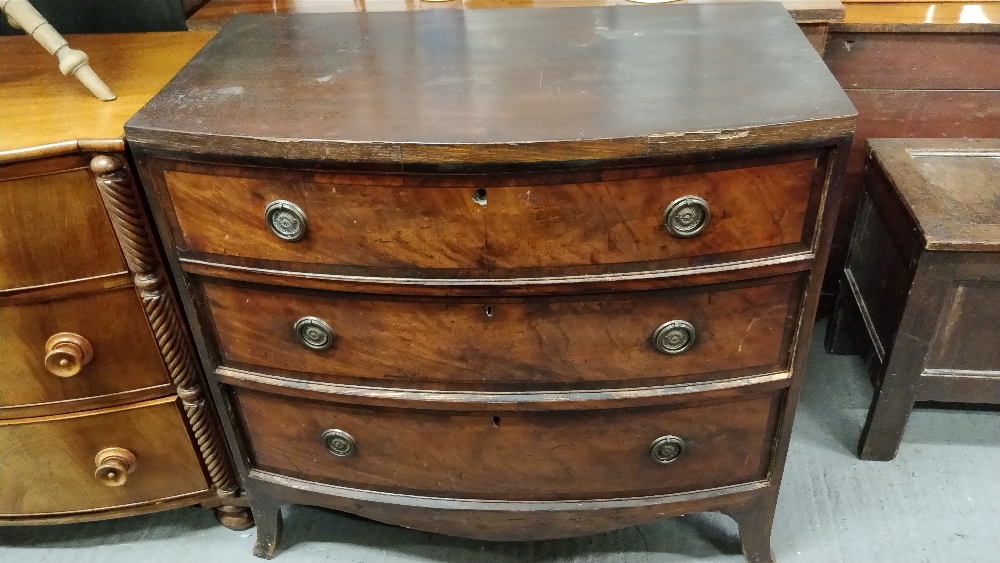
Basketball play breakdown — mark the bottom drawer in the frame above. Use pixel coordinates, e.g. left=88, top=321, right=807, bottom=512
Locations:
left=234, top=388, right=782, bottom=501
left=0, top=397, right=209, bottom=516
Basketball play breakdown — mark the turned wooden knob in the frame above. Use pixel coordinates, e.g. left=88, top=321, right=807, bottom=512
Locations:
left=94, top=447, right=137, bottom=487
left=44, top=332, right=94, bottom=377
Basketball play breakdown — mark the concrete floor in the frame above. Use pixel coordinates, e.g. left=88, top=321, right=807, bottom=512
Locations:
left=3, top=318, right=999, bottom=562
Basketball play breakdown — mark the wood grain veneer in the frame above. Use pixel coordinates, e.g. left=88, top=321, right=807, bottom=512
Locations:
left=233, top=387, right=782, bottom=500
left=0, top=397, right=208, bottom=517
left=159, top=157, right=820, bottom=274
left=0, top=160, right=126, bottom=290
left=202, top=276, right=802, bottom=390
left=0, top=286, right=170, bottom=418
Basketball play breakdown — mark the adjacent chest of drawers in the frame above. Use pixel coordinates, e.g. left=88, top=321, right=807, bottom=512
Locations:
left=127, top=6, right=855, bottom=561
left=0, top=32, right=248, bottom=528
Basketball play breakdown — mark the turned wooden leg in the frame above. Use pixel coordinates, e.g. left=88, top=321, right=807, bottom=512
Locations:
left=215, top=503, right=255, bottom=531
left=725, top=496, right=776, bottom=563
left=250, top=492, right=284, bottom=559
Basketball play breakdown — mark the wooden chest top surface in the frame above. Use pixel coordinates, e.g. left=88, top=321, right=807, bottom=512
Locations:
left=869, top=138, right=1000, bottom=252
left=0, top=31, right=214, bottom=161
left=127, top=4, right=855, bottom=162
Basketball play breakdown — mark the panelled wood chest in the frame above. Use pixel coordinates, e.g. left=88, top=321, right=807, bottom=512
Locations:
left=827, top=138, right=1000, bottom=461
left=126, top=6, right=855, bottom=561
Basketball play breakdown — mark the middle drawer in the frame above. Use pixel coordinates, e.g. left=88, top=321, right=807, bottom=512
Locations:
left=0, top=286, right=172, bottom=417
left=202, top=274, right=802, bottom=390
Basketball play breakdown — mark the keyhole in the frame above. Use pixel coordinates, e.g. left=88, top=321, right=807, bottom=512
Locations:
left=492, top=416, right=501, bottom=427
left=486, top=306, right=494, bottom=317
left=472, top=188, right=487, bottom=206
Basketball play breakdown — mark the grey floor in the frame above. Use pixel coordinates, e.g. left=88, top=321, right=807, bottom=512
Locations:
left=3, top=318, right=999, bottom=562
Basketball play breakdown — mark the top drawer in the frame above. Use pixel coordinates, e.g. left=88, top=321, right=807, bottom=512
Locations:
left=153, top=153, right=822, bottom=277
left=0, top=163, right=126, bottom=290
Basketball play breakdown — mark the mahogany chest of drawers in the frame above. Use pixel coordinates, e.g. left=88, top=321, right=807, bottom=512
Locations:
left=0, top=32, right=248, bottom=527
left=126, top=6, right=855, bottom=561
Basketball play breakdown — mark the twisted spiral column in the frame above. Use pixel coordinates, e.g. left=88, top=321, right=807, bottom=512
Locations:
left=90, top=155, right=239, bottom=496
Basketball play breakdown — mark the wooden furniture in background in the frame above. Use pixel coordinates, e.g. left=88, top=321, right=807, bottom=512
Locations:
left=0, top=31, right=251, bottom=528
left=821, top=2, right=1000, bottom=295
left=186, top=0, right=845, bottom=54
left=827, top=138, right=1000, bottom=461
left=128, top=5, right=854, bottom=560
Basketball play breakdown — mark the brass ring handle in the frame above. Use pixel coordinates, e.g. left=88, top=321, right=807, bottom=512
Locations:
left=649, top=435, right=686, bottom=464
left=94, top=447, right=137, bottom=486
left=44, top=332, right=94, bottom=377
left=321, top=429, right=357, bottom=457
left=652, top=320, right=696, bottom=354
left=294, top=316, right=335, bottom=351
left=663, top=195, right=710, bottom=237
left=265, top=200, right=308, bottom=242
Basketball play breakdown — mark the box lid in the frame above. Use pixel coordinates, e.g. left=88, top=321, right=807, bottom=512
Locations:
left=870, top=138, right=1000, bottom=251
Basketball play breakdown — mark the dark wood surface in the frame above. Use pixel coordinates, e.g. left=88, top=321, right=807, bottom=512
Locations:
left=159, top=156, right=820, bottom=274
left=0, top=397, right=208, bottom=517
left=924, top=279, right=1000, bottom=370
left=826, top=138, right=1000, bottom=461
left=127, top=5, right=855, bottom=163
left=824, top=32, right=1000, bottom=90
left=821, top=25, right=1000, bottom=294
left=233, top=386, right=780, bottom=500
left=184, top=0, right=841, bottom=56
left=874, top=138, right=1000, bottom=250
left=129, top=6, right=853, bottom=560
left=186, top=0, right=836, bottom=59
left=203, top=276, right=802, bottom=390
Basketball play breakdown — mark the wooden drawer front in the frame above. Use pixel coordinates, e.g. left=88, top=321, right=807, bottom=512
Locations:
left=0, top=167, right=126, bottom=290
left=163, top=156, right=818, bottom=274
left=234, top=388, right=781, bottom=500
left=0, top=287, right=170, bottom=414
left=204, top=276, right=801, bottom=390
left=0, top=397, right=209, bottom=516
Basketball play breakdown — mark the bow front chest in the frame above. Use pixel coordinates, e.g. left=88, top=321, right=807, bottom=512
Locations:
left=126, top=5, right=855, bottom=561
